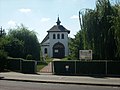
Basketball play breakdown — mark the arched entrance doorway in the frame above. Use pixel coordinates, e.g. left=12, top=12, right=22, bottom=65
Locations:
left=53, top=42, right=65, bottom=58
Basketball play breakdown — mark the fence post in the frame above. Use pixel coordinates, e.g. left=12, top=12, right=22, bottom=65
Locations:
left=105, top=60, right=107, bottom=75
left=51, top=61, right=54, bottom=74
left=35, top=61, right=37, bottom=73
left=20, top=59, right=22, bottom=72
left=75, top=61, right=76, bottom=75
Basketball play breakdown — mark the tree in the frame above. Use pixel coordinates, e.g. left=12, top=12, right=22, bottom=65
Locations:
left=0, top=29, right=8, bottom=71
left=69, top=0, right=120, bottom=60
left=69, top=31, right=84, bottom=59
left=5, top=37, right=24, bottom=58
left=0, top=37, right=9, bottom=50
left=8, top=24, right=40, bottom=60
left=112, top=3, right=120, bottom=58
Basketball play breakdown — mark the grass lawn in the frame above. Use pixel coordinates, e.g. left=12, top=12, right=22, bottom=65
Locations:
left=37, top=64, right=47, bottom=72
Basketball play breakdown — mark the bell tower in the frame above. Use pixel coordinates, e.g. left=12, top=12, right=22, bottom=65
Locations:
left=41, top=17, right=70, bottom=58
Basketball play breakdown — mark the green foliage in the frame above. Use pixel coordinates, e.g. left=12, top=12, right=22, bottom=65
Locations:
left=7, top=24, right=40, bottom=60
left=113, top=4, right=120, bottom=57
left=69, top=0, right=120, bottom=60
left=69, top=31, right=84, bottom=60
left=0, top=37, right=10, bottom=50
left=37, top=57, right=53, bottom=72
left=5, top=38, right=24, bottom=58
left=0, top=50, right=7, bottom=71
left=37, top=62, right=47, bottom=72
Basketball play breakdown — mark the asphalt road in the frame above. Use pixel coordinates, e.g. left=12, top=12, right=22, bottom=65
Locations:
left=0, top=80, right=119, bottom=90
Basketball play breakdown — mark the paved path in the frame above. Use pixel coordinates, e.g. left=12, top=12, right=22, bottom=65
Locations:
left=40, top=58, right=61, bottom=73
left=40, top=62, right=52, bottom=73
left=0, top=72, right=120, bottom=87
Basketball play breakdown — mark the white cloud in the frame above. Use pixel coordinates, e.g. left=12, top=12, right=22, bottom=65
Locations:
left=19, top=8, right=32, bottom=13
left=70, top=15, right=79, bottom=19
left=41, top=18, right=50, bottom=22
left=7, top=20, right=16, bottom=27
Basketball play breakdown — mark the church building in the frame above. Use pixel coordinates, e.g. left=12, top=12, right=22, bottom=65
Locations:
left=41, top=17, right=70, bottom=58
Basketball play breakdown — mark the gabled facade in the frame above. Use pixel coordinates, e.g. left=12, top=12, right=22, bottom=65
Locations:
left=41, top=17, right=70, bottom=58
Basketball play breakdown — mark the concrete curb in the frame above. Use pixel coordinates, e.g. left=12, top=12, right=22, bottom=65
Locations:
left=1, top=78, right=120, bottom=87
left=0, top=77, right=4, bottom=79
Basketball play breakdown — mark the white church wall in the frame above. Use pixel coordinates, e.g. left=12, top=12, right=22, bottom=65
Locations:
left=49, top=32, right=69, bottom=57
left=41, top=45, right=50, bottom=58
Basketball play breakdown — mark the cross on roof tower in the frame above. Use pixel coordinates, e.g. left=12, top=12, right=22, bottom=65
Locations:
left=56, top=16, right=61, bottom=25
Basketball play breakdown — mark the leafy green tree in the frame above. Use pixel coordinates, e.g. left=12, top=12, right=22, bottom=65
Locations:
left=69, top=0, right=120, bottom=60
left=95, top=0, right=116, bottom=59
left=0, top=37, right=9, bottom=50
left=5, top=37, right=24, bottom=58
left=112, top=3, right=120, bottom=58
left=69, top=31, right=84, bottom=59
left=0, top=30, right=9, bottom=71
left=8, top=24, right=40, bottom=60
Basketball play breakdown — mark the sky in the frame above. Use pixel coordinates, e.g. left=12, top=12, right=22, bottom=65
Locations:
left=0, top=0, right=97, bottom=42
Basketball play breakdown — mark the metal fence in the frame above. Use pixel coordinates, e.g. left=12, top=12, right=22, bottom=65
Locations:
left=7, top=58, right=37, bottom=74
left=53, top=60, right=120, bottom=76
